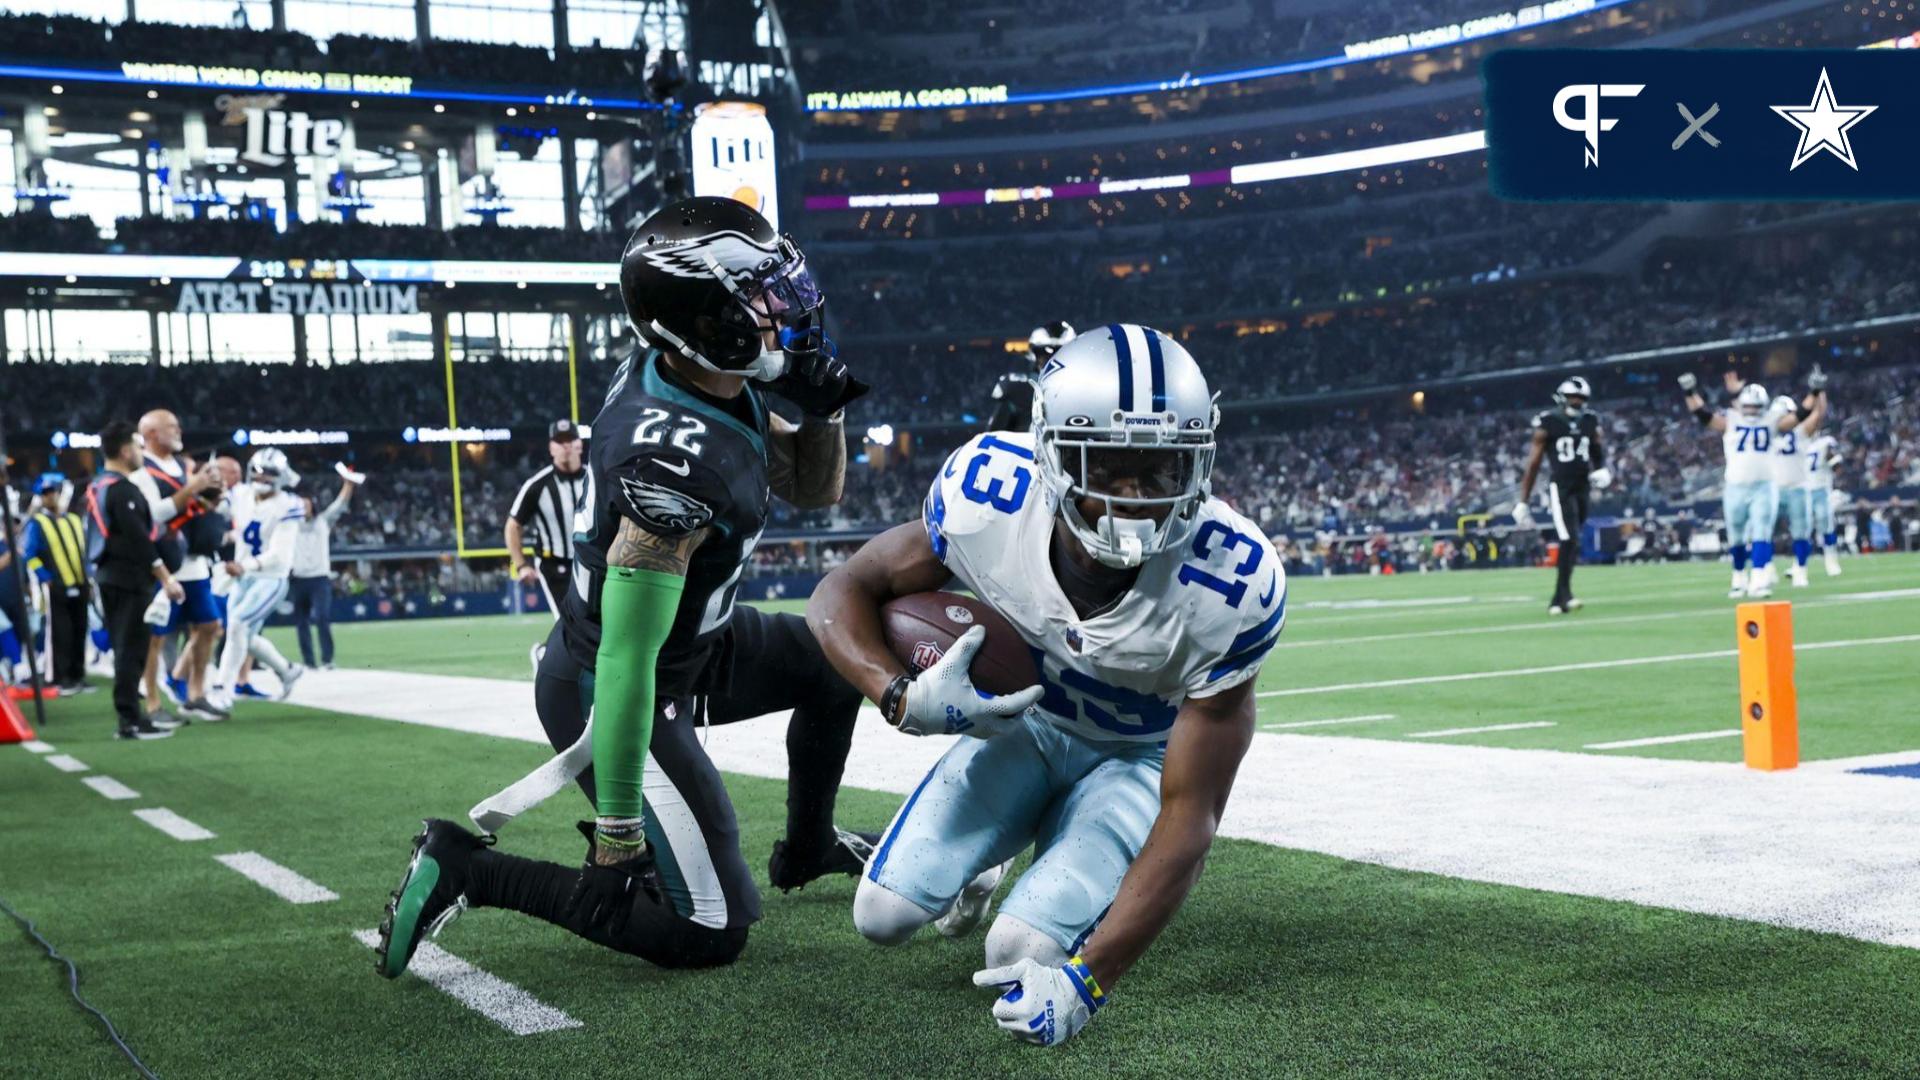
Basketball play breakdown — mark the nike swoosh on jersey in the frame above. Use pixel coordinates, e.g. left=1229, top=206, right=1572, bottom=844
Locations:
left=656, top=458, right=692, bottom=477
left=1258, top=572, right=1277, bottom=608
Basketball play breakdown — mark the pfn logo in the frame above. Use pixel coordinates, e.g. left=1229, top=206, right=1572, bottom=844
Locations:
left=1552, top=83, right=1645, bottom=167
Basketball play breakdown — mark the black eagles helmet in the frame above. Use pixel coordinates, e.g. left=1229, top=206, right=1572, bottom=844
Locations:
left=619, top=196, right=825, bottom=379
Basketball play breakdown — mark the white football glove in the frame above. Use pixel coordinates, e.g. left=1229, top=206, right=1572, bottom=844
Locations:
left=1677, top=372, right=1698, bottom=392
left=1511, top=501, right=1534, bottom=528
left=1807, top=365, right=1828, bottom=391
left=974, top=957, right=1106, bottom=1047
left=335, top=462, right=368, bottom=484
left=1589, top=467, right=1613, bottom=490
left=896, top=625, right=1042, bottom=738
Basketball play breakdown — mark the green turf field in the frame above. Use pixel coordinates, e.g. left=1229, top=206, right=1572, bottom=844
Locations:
left=5, top=554, right=1918, bottom=1078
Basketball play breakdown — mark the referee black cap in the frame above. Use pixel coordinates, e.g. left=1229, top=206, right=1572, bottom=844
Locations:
left=548, top=419, right=580, bottom=442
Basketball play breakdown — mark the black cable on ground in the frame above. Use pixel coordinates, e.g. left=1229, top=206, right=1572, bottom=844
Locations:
left=0, top=893, right=160, bottom=1080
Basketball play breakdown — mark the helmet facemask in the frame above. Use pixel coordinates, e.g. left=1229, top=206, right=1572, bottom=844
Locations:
left=1038, top=422, right=1215, bottom=569
left=656, top=233, right=827, bottom=381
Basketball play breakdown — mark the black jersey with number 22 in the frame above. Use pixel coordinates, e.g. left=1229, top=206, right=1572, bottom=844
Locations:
left=561, top=349, right=770, bottom=696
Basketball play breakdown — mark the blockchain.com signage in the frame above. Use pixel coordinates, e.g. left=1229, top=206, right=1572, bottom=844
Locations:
left=174, top=281, right=420, bottom=315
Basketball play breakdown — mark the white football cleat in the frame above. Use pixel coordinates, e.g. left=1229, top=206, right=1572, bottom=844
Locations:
left=1790, top=565, right=1809, bottom=588
left=935, top=858, right=1012, bottom=939
left=1824, top=549, right=1842, bottom=577
left=276, top=664, right=305, bottom=701
left=1548, top=604, right=1567, bottom=616
left=1565, top=598, right=1584, bottom=611
left=1747, top=579, right=1774, bottom=599
left=1728, top=569, right=1748, bottom=598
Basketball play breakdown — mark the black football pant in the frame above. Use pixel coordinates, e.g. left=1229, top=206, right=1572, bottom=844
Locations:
left=99, top=583, right=155, bottom=729
left=48, top=586, right=89, bottom=688
left=468, top=604, right=863, bottom=967
left=534, top=558, right=570, bottom=620
left=1547, top=481, right=1590, bottom=606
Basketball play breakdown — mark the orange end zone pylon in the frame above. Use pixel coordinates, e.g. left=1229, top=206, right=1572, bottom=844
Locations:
left=0, top=691, right=36, bottom=744
left=1736, top=601, right=1798, bottom=771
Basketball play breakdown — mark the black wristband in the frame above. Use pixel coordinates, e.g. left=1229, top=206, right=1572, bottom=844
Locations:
left=879, top=673, right=914, bottom=728
left=1692, top=405, right=1715, bottom=426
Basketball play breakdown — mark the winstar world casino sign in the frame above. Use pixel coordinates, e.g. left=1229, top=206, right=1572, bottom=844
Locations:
left=175, top=281, right=419, bottom=315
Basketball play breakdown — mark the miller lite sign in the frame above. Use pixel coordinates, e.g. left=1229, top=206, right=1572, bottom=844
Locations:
left=242, top=107, right=345, bottom=167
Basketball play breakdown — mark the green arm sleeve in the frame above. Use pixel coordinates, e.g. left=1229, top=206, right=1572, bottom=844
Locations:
left=591, top=566, right=687, bottom=821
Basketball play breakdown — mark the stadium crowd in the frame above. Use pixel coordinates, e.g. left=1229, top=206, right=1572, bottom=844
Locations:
left=0, top=10, right=646, bottom=91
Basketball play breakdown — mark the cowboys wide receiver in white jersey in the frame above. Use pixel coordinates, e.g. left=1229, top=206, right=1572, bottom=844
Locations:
left=209, top=449, right=307, bottom=710
left=810, top=324, right=1283, bottom=1047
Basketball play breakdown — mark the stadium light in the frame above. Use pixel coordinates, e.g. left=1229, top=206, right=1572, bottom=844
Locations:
left=866, top=424, right=895, bottom=445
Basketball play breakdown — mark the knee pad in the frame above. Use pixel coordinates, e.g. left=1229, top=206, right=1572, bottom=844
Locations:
left=649, top=924, right=748, bottom=970
left=985, top=914, right=1067, bottom=969
left=853, top=877, right=934, bottom=946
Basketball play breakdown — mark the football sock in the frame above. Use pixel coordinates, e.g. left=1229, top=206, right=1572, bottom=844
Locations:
left=214, top=622, right=252, bottom=702
left=784, top=694, right=860, bottom=853
left=1751, top=541, right=1774, bottom=570
left=249, top=634, right=293, bottom=678
left=467, top=848, right=744, bottom=969
left=1553, top=536, right=1579, bottom=604
left=0, top=629, right=21, bottom=667
left=1823, top=532, right=1838, bottom=548
left=1793, top=539, right=1812, bottom=566
left=1730, top=544, right=1749, bottom=572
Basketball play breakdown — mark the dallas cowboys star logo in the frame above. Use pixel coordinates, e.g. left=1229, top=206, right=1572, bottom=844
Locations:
left=1770, top=67, right=1877, bottom=171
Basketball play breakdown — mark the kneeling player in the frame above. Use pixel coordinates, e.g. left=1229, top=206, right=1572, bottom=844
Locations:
left=809, top=324, right=1284, bottom=1046
left=376, top=198, right=875, bottom=975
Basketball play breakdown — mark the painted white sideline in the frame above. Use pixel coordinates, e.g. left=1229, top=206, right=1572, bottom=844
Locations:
left=133, top=807, right=216, bottom=841
left=1262, top=714, right=1396, bottom=730
left=303, top=667, right=1920, bottom=952
left=1407, top=722, right=1556, bottom=739
left=215, top=852, right=338, bottom=904
left=43, top=753, right=88, bottom=773
left=352, top=930, right=583, bottom=1035
left=1586, top=730, right=1742, bottom=750
left=19, top=739, right=53, bottom=753
left=81, top=775, right=139, bottom=800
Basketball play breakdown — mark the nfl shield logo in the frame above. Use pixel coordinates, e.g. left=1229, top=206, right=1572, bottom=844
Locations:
left=1063, top=627, right=1082, bottom=653
left=911, top=640, right=945, bottom=671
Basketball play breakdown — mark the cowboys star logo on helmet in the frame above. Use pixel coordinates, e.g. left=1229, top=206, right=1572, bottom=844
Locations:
left=638, top=230, right=783, bottom=282
left=618, top=475, right=713, bottom=533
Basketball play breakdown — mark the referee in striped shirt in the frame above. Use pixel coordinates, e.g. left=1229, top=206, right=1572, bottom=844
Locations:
left=506, top=419, right=587, bottom=618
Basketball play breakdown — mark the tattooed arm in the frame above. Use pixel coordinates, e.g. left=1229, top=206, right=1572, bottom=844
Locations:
left=766, top=411, right=847, bottom=509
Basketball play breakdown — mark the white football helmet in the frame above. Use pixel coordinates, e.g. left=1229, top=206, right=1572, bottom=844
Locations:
left=247, top=448, right=298, bottom=492
left=1032, top=323, right=1217, bottom=568
left=1736, top=383, right=1770, bottom=417
left=1553, top=376, right=1591, bottom=414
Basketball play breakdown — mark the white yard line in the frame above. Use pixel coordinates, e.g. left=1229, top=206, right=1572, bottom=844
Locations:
left=19, top=739, right=53, bottom=753
left=81, top=775, right=139, bottom=800
left=1408, top=722, right=1556, bottom=739
left=310, top=667, right=1920, bottom=951
left=43, top=753, right=88, bottom=773
left=214, top=852, right=339, bottom=904
left=351, top=930, right=583, bottom=1035
left=1275, top=586, right=1920, bottom=651
left=1586, top=730, right=1742, bottom=750
left=1261, top=714, right=1396, bottom=730
left=1259, top=633, right=1920, bottom=698
left=133, top=807, right=216, bottom=841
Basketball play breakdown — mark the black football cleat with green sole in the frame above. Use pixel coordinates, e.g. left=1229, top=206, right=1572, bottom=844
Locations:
left=376, top=819, right=493, bottom=979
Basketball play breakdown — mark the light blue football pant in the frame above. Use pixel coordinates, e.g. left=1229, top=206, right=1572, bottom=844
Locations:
left=1723, top=481, right=1780, bottom=547
left=217, top=576, right=293, bottom=696
left=1780, top=484, right=1814, bottom=541
left=865, top=711, right=1164, bottom=954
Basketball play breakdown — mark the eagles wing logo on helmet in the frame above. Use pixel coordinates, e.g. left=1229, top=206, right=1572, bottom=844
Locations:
left=618, top=475, right=714, bottom=533
left=638, top=230, right=780, bottom=281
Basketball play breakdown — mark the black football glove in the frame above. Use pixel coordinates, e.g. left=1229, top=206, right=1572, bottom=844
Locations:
left=565, top=820, right=662, bottom=937
left=765, top=320, right=868, bottom=418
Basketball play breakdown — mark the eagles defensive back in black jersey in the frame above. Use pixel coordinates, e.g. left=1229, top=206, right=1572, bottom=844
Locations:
left=1515, top=376, right=1610, bottom=614
left=378, top=197, right=878, bottom=978
left=984, top=320, right=1075, bottom=432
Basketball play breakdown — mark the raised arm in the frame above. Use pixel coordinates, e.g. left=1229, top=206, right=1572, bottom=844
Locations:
left=766, top=411, right=847, bottom=509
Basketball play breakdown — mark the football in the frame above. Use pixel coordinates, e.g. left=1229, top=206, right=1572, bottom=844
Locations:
left=880, top=592, right=1041, bottom=695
